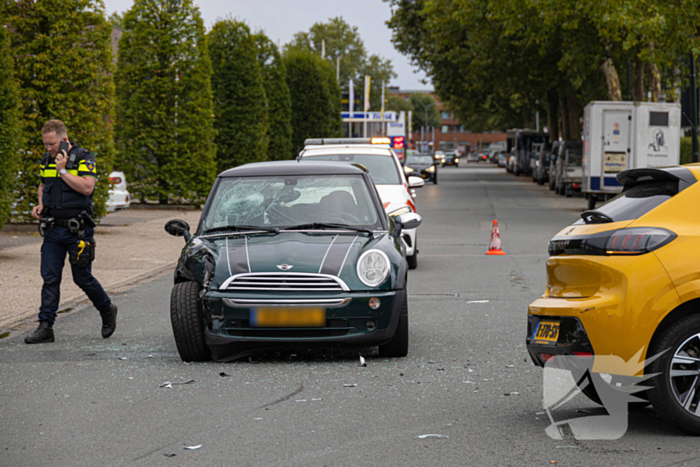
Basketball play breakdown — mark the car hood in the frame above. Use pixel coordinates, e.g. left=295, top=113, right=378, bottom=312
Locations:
left=178, top=232, right=400, bottom=291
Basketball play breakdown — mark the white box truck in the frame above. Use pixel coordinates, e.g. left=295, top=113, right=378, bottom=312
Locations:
left=582, top=101, right=681, bottom=210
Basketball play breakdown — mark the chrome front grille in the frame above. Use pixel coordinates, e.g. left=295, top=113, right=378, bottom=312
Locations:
left=220, top=273, right=349, bottom=292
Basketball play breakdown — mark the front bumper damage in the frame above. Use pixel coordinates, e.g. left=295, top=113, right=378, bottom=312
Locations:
left=201, top=289, right=405, bottom=360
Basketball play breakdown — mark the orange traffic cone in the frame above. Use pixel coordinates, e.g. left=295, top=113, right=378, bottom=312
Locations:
left=485, top=219, right=506, bottom=256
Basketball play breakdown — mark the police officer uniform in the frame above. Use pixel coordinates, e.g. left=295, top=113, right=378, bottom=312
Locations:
left=25, top=143, right=117, bottom=344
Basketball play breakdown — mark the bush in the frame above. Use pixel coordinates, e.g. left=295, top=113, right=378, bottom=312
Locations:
left=283, top=49, right=342, bottom=154
left=208, top=20, right=269, bottom=172
left=115, top=0, right=216, bottom=204
left=0, top=11, right=20, bottom=228
left=7, top=0, right=115, bottom=220
left=254, top=33, right=293, bottom=161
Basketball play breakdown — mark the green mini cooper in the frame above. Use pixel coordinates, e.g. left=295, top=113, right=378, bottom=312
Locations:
left=165, top=161, right=422, bottom=362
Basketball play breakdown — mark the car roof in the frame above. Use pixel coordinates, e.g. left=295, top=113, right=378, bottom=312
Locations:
left=219, top=160, right=368, bottom=178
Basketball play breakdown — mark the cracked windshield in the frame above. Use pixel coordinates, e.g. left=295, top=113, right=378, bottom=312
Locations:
left=201, top=175, right=381, bottom=231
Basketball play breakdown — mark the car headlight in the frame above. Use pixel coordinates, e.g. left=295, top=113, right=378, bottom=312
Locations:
left=426, top=166, right=435, bottom=172
left=404, top=166, right=414, bottom=173
left=455, top=158, right=460, bottom=163
left=388, top=205, right=411, bottom=217
left=357, top=250, right=390, bottom=287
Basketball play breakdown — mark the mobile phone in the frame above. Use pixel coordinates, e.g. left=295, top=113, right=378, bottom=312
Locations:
left=59, top=141, right=69, bottom=156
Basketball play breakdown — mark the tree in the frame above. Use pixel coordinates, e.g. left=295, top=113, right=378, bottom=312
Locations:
left=115, top=0, right=216, bottom=204
left=254, top=33, right=293, bottom=161
left=0, top=9, right=21, bottom=229
left=208, top=19, right=268, bottom=171
left=7, top=0, right=116, bottom=220
left=283, top=49, right=342, bottom=154
left=409, top=93, right=441, bottom=129
left=285, top=17, right=397, bottom=111
left=386, top=0, right=700, bottom=135
left=108, top=11, right=123, bottom=28
left=286, top=17, right=367, bottom=91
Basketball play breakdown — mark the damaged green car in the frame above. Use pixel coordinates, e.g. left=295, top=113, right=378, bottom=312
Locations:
left=165, top=161, right=422, bottom=362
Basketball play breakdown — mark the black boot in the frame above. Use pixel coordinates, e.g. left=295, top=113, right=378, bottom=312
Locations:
left=100, top=303, right=118, bottom=338
left=25, top=321, right=54, bottom=344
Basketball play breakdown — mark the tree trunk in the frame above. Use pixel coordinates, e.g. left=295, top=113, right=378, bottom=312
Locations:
left=567, top=92, right=581, bottom=140
left=601, top=58, right=623, bottom=101
left=547, top=89, right=559, bottom=143
left=632, top=57, right=645, bottom=101
left=558, top=91, right=569, bottom=140
left=647, top=62, right=661, bottom=102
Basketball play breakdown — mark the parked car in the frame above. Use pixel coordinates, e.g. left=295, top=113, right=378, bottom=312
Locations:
left=527, top=165, right=700, bottom=435
left=512, top=130, right=548, bottom=176
left=497, top=152, right=508, bottom=168
left=165, top=160, right=423, bottom=362
left=106, top=171, right=130, bottom=212
left=404, top=154, right=438, bottom=184
left=442, top=151, right=460, bottom=167
left=299, top=137, right=424, bottom=269
left=532, top=141, right=553, bottom=185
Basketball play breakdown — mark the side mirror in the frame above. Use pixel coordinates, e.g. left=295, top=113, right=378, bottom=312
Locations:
left=396, top=212, right=422, bottom=230
left=165, top=219, right=191, bottom=242
left=408, top=176, right=425, bottom=188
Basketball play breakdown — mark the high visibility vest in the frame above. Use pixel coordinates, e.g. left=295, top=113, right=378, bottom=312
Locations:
left=39, top=143, right=97, bottom=215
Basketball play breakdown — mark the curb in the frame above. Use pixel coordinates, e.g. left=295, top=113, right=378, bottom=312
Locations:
left=0, top=263, right=176, bottom=339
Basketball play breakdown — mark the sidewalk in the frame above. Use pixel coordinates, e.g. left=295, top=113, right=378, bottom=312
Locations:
left=0, top=208, right=201, bottom=334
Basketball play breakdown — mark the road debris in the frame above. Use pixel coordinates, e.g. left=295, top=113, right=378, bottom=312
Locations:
left=220, top=372, right=230, bottom=377
left=184, top=444, right=202, bottom=450
left=505, top=365, right=514, bottom=368
left=467, top=300, right=490, bottom=304
left=164, top=453, right=176, bottom=458
left=183, top=362, right=193, bottom=366
left=344, top=383, right=357, bottom=387
left=359, top=356, right=367, bottom=367
left=118, top=357, right=127, bottom=360
left=504, top=392, right=520, bottom=396
left=160, top=380, right=195, bottom=389
left=415, top=434, right=449, bottom=439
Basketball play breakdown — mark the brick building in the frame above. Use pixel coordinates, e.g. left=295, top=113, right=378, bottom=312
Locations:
left=389, top=88, right=506, bottom=153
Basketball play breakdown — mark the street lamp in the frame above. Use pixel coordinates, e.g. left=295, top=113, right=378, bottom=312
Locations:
left=424, top=102, right=437, bottom=153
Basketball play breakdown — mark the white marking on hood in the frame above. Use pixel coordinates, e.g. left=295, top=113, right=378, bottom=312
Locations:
left=338, top=236, right=359, bottom=275
left=225, top=237, right=232, bottom=277
left=318, top=235, right=339, bottom=273
left=245, top=235, right=251, bottom=273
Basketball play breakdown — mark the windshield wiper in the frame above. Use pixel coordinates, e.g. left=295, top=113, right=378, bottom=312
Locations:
left=203, top=225, right=279, bottom=234
left=285, top=222, right=373, bottom=234
left=580, top=210, right=614, bottom=224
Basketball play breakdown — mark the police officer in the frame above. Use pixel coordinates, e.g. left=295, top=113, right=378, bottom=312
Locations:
left=25, top=120, right=117, bottom=344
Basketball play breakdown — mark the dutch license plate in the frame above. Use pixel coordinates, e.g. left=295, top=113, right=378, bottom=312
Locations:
left=251, top=307, right=325, bottom=327
left=532, top=320, right=560, bottom=345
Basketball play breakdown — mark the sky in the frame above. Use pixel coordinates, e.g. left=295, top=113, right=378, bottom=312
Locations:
left=103, top=0, right=432, bottom=91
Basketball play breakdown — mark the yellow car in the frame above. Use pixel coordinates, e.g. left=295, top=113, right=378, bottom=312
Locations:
left=527, top=165, right=700, bottom=435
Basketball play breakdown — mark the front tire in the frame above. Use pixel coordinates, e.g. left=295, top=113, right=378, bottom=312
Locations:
left=170, top=281, right=210, bottom=362
left=648, top=314, right=700, bottom=435
left=378, top=293, right=408, bottom=357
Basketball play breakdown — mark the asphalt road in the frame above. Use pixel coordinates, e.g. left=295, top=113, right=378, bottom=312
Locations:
left=0, top=165, right=695, bottom=467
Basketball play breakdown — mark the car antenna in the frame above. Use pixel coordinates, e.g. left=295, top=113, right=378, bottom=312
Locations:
left=296, top=146, right=301, bottom=162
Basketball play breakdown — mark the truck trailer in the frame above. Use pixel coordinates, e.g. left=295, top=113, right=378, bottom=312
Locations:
left=582, top=101, right=681, bottom=210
